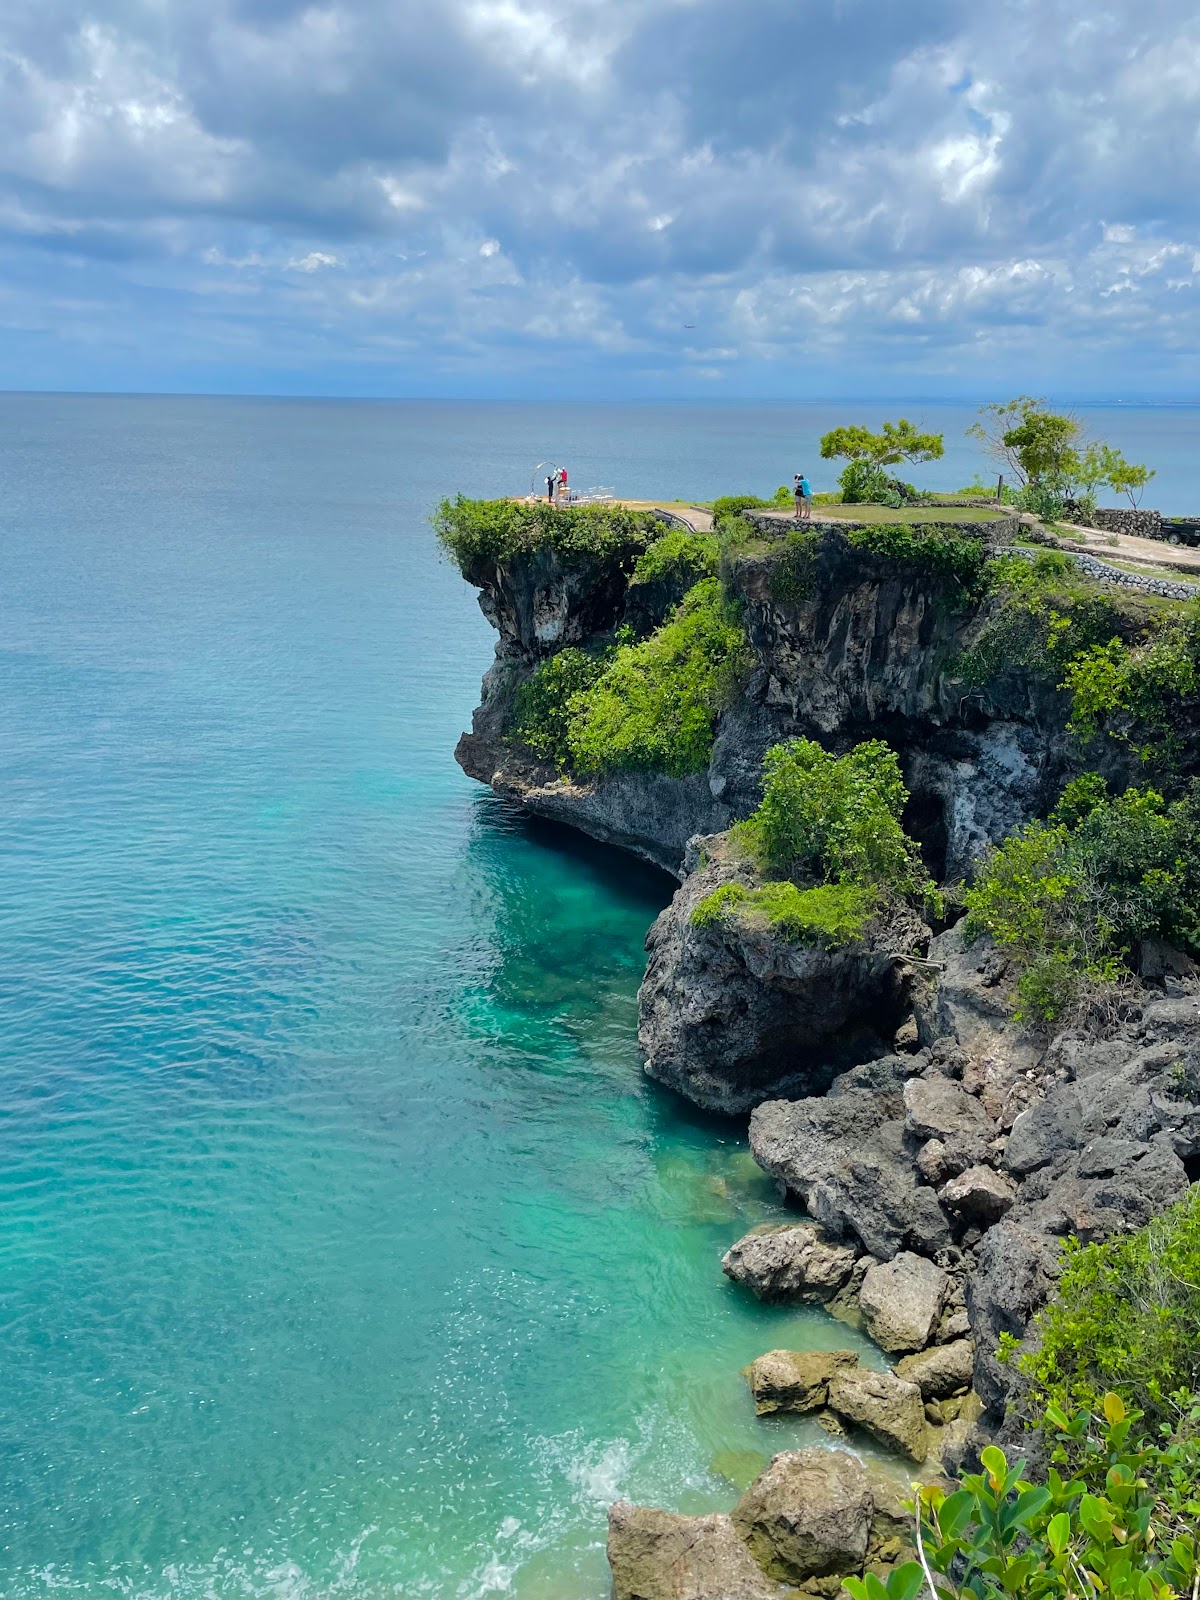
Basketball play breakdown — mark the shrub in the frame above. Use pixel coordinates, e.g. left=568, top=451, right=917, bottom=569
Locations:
left=894, top=1393, right=1200, bottom=1600
left=630, top=526, right=719, bottom=588
left=565, top=579, right=748, bottom=777
left=737, top=738, right=937, bottom=906
left=1063, top=608, right=1200, bottom=744
left=963, top=779, right=1200, bottom=1023
left=434, top=495, right=663, bottom=572
left=767, top=529, right=821, bottom=604
left=692, top=879, right=876, bottom=946
left=1019, top=1188, right=1200, bottom=1431
left=955, top=552, right=1159, bottom=690
left=510, top=647, right=609, bottom=767
left=843, top=522, right=988, bottom=601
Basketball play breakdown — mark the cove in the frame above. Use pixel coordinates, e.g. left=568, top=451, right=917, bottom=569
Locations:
left=0, top=395, right=882, bottom=1600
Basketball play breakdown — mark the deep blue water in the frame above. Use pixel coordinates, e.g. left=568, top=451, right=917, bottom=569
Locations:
left=1, top=395, right=1196, bottom=1600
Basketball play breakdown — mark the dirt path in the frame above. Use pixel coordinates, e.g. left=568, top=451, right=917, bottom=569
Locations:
left=1051, top=518, right=1200, bottom=574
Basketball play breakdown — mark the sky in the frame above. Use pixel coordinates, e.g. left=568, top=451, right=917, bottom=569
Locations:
left=1, top=0, right=1198, bottom=398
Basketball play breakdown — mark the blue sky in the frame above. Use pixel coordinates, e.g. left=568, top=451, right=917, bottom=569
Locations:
left=1, top=0, right=1197, bottom=398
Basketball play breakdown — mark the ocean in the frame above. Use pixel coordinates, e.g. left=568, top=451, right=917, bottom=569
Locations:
left=1, top=394, right=1196, bottom=1599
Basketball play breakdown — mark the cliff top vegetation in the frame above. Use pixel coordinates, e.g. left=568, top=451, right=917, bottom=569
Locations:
left=434, top=494, right=666, bottom=571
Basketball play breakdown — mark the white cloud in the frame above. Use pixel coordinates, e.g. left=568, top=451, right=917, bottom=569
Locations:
left=288, top=250, right=340, bottom=271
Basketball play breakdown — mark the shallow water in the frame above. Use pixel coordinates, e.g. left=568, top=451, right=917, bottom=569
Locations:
left=0, top=395, right=895, bottom=1600
left=4, top=393, right=1194, bottom=1599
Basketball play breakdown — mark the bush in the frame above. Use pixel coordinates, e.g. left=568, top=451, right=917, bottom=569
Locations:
left=839, top=460, right=893, bottom=504
left=737, top=738, right=937, bottom=906
left=692, top=879, right=876, bottom=945
left=963, top=778, right=1200, bottom=1023
left=892, top=1392, right=1200, bottom=1600
left=434, top=495, right=663, bottom=572
left=1020, top=1188, right=1200, bottom=1430
left=843, top=522, right=988, bottom=601
left=1063, top=606, right=1200, bottom=744
left=955, top=552, right=1157, bottom=690
left=565, top=579, right=748, bottom=777
left=767, top=529, right=821, bottom=604
left=510, top=647, right=609, bottom=767
left=630, top=526, right=719, bottom=588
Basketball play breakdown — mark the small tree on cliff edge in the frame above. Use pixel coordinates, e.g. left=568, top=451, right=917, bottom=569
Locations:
left=819, top=419, right=944, bottom=504
left=967, top=397, right=1156, bottom=511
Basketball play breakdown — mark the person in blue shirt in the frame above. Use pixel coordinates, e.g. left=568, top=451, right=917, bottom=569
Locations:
left=794, top=473, right=812, bottom=521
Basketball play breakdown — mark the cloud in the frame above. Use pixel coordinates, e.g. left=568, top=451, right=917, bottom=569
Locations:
left=0, top=0, right=1197, bottom=393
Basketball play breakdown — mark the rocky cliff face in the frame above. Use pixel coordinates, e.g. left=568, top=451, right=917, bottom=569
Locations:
left=455, top=518, right=1070, bottom=878
left=451, top=511, right=1200, bottom=1489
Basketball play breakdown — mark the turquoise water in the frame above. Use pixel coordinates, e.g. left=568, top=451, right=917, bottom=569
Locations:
left=3, top=394, right=1195, bottom=1599
left=0, top=395, right=893, bottom=1600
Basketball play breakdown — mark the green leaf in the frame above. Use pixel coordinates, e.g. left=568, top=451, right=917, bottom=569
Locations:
left=886, top=1561, right=926, bottom=1600
left=1103, top=1392, right=1127, bottom=1424
left=936, top=1490, right=977, bottom=1540
left=980, top=1445, right=1008, bottom=1486
left=1048, top=1512, right=1072, bottom=1556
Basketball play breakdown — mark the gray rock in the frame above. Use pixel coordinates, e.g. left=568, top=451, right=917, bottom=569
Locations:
left=896, top=1339, right=975, bottom=1400
left=722, top=1224, right=859, bottom=1303
left=1005, top=1089, right=1082, bottom=1176
left=608, top=1503, right=788, bottom=1600
left=732, top=1448, right=873, bottom=1581
left=967, top=1223, right=1063, bottom=1416
left=745, top=1349, right=860, bottom=1415
left=750, top=1086, right=951, bottom=1262
left=904, top=1076, right=996, bottom=1144
left=939, top=1164, right=1017, bottom=1224
left=638, top=844, right=926, bottom=1113
left=859, top=1252, right=951, bottom=1353
left=827, top=1368, right=929, bottom=1461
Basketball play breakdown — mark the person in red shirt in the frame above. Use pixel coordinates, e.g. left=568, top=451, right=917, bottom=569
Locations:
left=558, top=467, right=568, bottom=500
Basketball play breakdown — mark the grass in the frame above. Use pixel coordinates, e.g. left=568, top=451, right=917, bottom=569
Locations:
left=820, top=504, right=1006, bottom=525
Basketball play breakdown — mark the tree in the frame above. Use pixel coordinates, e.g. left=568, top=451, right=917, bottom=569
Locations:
left=819, top=419, right=945, bottom=469
left=967, top=397, right=1080, bottom=489
left=968, top=400, right=1156, bottom=512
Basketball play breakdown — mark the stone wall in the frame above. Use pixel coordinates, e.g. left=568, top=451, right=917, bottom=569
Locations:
left=1093, top=508, right=1162, bottom=539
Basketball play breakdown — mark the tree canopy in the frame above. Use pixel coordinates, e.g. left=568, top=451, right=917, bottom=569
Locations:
left=818, top=418, right=945, bottom=468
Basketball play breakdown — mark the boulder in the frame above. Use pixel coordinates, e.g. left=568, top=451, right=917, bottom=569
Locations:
left=750, top=1082, right=952, bottom=1262
left=607, top=1503, right=788, bottom=1600
left=746, top=1349, right=860, bottom=1415
left=939, top=1164, right=1017, bottom=1225
left=722, top=1224, right=859, bottom=1303
left=827, top=1368, right=929, bottom=1462
left=967, top=1223, right=1063, bottom=1416
left=904, top=1075, right=995, bottom=1144
left=732, top=1448, right=873, bottom=1582
left=858, top=1253, right=950, bottom=1353
left=1005, top=1088, right=1082, bottom=1176
left=865, top=1468, right=916, bottom=1572
left=895, top=1339, right=975, bottom=1401
left=638, top=847, right=926, bottom=1113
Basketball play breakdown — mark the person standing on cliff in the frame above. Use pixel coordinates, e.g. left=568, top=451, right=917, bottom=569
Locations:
left=558, top=466, right=568, bottom=501
left=794, top=474, right=812, bottom=520
left=546, top=472, right=556, bottom=504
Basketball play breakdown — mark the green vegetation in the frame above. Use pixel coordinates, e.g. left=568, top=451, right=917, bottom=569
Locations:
left=1063, top=606, right=1200, bottom=745
left=767, top=528, right=820, bottom=604
left=960, top=553, right=1196, bottom=716
left=842, top=522, right=988, bottom=602
left=967, top=399, right=1155, bottom=519
left=819, top=419, right=944, bottom=506
left=693, top=739, right=937, bottom=945
left=692, top=879, right=877, bottom=946
left=1020, top=1188, right=1200, bottom=1431
left=889, top=1393, right=1200, bottom=1600
left=823, top=504, right=1005, bottom=524
left=629, top=525, right=719, bottom=588
left=511, top=579, right=748, bottom=778
left=434, top=495, right=664, bottom=571
left=510, top=646, right=610, bottom=765
left=963, top=777, right=1200, bottom=1024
